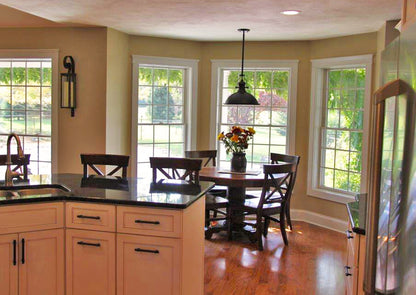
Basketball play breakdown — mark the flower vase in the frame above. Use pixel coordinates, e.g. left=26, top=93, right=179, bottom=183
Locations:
left=231, top=152, right=247, bottom=173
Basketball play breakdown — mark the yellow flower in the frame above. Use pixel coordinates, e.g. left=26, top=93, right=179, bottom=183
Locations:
left=217, top=132, right=225, bottom=140
left=231, top=134, right=239, bottom=142
left=248, top=127, right=256, bottom=134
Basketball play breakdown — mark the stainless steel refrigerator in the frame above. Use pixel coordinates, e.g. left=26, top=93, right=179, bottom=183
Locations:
left=364, top=24, right=416, bottom=295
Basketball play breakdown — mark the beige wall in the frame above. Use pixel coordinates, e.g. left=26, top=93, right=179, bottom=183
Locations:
left=106, top=28, right=130, bottom=157
left=0, top=27, right=107, bottom=173
left=0, top=27, right=379, bottom=222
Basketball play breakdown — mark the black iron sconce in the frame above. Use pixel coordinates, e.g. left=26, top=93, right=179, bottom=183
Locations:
left=61, top=56, right=76, bottom=117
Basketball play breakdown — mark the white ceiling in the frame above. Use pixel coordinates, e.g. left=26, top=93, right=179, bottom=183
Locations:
left=0, top=0, right=402, bottom=41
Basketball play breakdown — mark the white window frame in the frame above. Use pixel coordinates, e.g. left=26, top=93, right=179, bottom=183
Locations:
left=0, top=49, right=59, bottom=174
left=131, top=55, right=199, bottom=178
left=307, top=54, right=373, bottom=204
left=209, top=60, right=298, bottom=158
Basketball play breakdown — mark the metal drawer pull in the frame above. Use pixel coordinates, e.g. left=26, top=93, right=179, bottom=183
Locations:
left=21, top=238, right=25, bottom=264
left=77, top=214, right=101, bottom=220
left=134, top=247, right=159, bottom=254
left=346, top=230, right=354, bottom=239
left=135, top=219, right=160, bottom=225
left=344, top=266, right=352, bottom=276
left=77, top=241, right=101, bottom=247
left=12, top=240, right=17, bottom=266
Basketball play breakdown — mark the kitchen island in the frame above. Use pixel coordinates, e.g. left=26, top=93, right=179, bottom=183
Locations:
left=0, top=174, right=213, bottom=295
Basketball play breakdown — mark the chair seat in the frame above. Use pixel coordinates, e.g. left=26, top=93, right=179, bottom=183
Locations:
left=208, top=185, right=228, bottom=197
left=205, top=194, right=228, bottom=209
left=243, top=198, right=282, bottom=213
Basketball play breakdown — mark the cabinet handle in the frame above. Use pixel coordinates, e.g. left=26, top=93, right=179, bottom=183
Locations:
left=346, top=230, right=354, bottom=239
left=77, top=241, right=101, bottom=247
left=12, top=240, right=17, bottom=266
left=135, top=219, right=160, bottom=225
left=134, top=247, right=159, bottom=254
left=344, top=266, right=352, bottom=276
left=21, top=238, right=25, bottom=264
left=77, top=214, right=101, bottom=220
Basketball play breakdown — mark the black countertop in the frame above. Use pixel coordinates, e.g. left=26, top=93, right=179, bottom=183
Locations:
left=0, top=174, right=214, bottom=209
left=346, top=193, right=367, bottom=235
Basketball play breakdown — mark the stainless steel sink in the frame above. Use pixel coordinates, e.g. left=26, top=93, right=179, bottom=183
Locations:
left=0, top=184, right=70, bottom=198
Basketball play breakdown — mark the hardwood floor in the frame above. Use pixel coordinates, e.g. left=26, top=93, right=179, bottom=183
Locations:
left=204, top=221, right=346, bottom=295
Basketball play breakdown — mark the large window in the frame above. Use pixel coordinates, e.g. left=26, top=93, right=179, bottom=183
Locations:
left=131, top=56, right=198, bottom=178
left=308, top=55, right=372, bottom=203
left=0, top=57, right=55, bottom=177
left=211, top=60, right=298, bottom=170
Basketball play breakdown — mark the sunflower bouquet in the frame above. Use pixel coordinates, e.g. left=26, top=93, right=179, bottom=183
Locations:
left=217, top=126, right=255, bottom=154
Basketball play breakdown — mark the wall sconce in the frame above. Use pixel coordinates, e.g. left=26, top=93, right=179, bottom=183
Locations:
left=61, top=56, right=76, bottom=117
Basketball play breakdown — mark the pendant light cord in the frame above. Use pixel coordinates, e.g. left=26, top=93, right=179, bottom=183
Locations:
left=240, top=30, right=245, bottom=79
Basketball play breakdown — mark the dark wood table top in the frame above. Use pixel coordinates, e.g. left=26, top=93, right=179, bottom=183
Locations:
left=199, top=167, right=266, bottom=188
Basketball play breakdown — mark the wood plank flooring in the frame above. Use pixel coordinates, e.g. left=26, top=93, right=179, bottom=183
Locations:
left=204, top=221, right=346, bottom=295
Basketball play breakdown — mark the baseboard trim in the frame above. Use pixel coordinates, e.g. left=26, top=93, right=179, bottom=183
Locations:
left=290, top=209, right=348, bottom=233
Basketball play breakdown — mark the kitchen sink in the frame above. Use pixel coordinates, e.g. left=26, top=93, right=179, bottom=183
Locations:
left=0, top=184, right=70, bottom=198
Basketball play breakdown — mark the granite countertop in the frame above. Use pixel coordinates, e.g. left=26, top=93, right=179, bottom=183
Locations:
left=0, top=174, right=214, bottom=209
left=346, top=193, right=367, bottom=235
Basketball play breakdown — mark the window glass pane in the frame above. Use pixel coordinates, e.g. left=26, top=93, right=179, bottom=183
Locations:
left=0, top=62, right=11, bottom=85
left=26, top=111, right=41, bottom=134
left=27, top=87, right=41, bottom=110
left=320, top=67, right=366, bottom=194
left=41, top=112, right=51, bottom=136
left=42, top=62, right=51, bottom=86
left=39, top=137, right=51, bottom=162
left=11, top=111, right=25, bottom=133
left=23, top=136, right=39, bottom=161
left=12, top=87, right=25, bottom=109
left=12, top=62, right=25, bottom=86
left=136, top=65, right=186, bottom=176
left=0, top=110, right=10, bottom=133
left=27, top=62, right=41, bottom=86
left=41, top=87, right=51, bottom=111
left=218, top=69, right=291, bottom=167
left=0, top=86, right=10, bottom=107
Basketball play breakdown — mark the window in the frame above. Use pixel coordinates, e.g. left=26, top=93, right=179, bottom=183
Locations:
left=210, top=60, right=298, bottom=170
left=308, top=55, right=373, bottom=203
left=131, top=56, right=198, bottom=179
left=0, top=51, right=58, bottom=179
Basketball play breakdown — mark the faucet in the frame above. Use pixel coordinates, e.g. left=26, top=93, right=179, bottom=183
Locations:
left=5, top=133, right=24, bottom=186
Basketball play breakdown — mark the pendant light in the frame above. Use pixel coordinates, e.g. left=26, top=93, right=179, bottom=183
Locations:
left=224, top=28, right=259, bottom=105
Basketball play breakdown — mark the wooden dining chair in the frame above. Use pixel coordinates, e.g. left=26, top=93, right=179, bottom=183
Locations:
left=0, top=154, right=31, bottom=180
left=185, top=150, right=231, bottom=240
left=80, top=154, right=130, bottom=179
left=149, top=157, right=202, bottom=185
left=241, top=163, right=297, bottom=250
left=270, top=153, right=300, bottom=230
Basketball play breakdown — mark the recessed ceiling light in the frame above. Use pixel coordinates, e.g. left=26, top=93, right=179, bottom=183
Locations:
left=281, top=10, right=301, bottom=15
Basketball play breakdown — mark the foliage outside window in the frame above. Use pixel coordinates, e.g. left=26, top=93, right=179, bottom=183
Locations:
left=0, top=58, right=52, bottom=177
left=136, top=66, right=185, bottom=179
left=218, top=69, right=290, bottom=169
left=320, top=68, right=365, bottom=194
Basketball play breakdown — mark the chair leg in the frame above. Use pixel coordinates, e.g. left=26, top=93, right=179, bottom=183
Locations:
left=286, top=201, right=293, bottom=230
left=256, top=216, right=264, bottom=251
left=227, top=206, right=232, bottom=241
left=205, top=209, right=210, bottom=227
left=263, top=217, right=270, bottom=237
left=280, top=210, right=288, bottom=245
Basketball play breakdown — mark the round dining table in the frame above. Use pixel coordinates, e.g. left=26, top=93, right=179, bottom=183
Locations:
left=199, top=167, right=266, bottom=230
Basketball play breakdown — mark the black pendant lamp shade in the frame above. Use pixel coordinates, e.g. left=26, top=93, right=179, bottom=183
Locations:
left=225, top=28, right=259, bottom=105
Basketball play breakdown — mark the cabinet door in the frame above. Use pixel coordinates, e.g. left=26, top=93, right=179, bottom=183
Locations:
left=117, top=233, right=181, bottom=295
left=19, top=229, right=64, bottom=295
left=66, top=229, right=115, bottom=295
left=0, top=234, right=18, bottom=295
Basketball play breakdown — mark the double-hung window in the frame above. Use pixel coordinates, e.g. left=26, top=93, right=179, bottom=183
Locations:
left=211, top=60, right=298, bottom=170
left=131, top=56, right=198, bottom=179
left=0, top=50, right=58, bottom=179
left=308, top=55, right=373, bottom=203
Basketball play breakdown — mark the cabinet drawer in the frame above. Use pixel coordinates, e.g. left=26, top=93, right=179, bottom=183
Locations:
left=66, top=202, right=116, bottom=232
left=0, top=202, right=64, bottom=234
left=117, top=233, right=180, bottom=295
left=117, top=206, right=182, bottom=238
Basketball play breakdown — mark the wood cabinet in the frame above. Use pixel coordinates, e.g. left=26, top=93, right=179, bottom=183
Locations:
left=402, top=0, right=416, bottom=30
left=345, top=221, right=366, bottom=295
left=66, top=229, right=115, bottom=295
left=19, top=229, right=64, bottom=295
left=117, top=234, right=180, bottom=295
left=0, top=234, right=18, bottom=295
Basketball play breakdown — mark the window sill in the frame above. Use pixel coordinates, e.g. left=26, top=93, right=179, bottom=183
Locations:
left=307, top=187, right=356, bottom=204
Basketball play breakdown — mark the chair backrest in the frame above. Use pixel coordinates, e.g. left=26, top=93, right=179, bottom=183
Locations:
left=270, top=153, right=300, bottom=188
left=149, top=157, right=202, bottom=185
left=258, top=163, right=297, bottom=210
left=0, top=154, right=31, bottom=180
left=184, top=150, right=217, bottom=167
left=80, top=154, right=130, bottom=179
